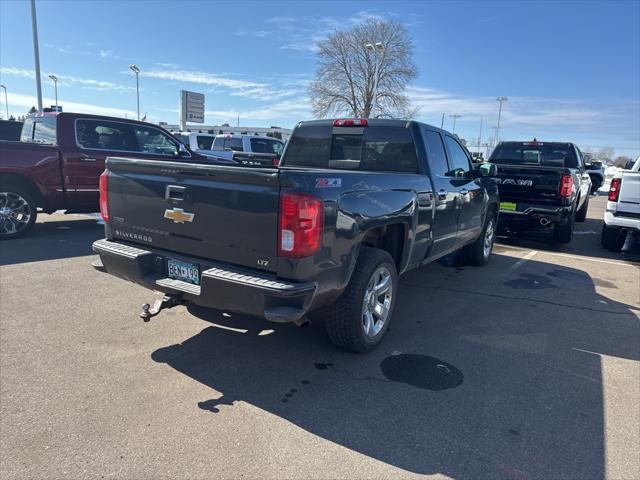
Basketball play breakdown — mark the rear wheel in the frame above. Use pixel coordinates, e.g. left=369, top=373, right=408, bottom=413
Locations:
left=601, top=225, right=624, bottom=251
left=0, top=186, right=37, bottom=240
left=323, top=247, right=397, bottom=353
left=463, top=211, right=497, bottom=266
left=553, top=207, right=575, bottom=243
left=576, top=195, right=589, bottom=222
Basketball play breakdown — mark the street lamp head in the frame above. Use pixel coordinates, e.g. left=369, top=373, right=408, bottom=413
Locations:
left=0, top=84, right=5, bottom=90
left=129, top=64, right=140, bottom=74
left=374, top=42, right=385, bottom=51
left=365, top=43, right=375, bottom=51
left=48, top=74, right=57, bottom=82
left=496, top=96, right=508, bottom=102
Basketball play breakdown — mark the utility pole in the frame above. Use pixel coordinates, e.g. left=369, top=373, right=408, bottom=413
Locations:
left=477, top=115, right=483, bottom=154
left=0, top=85, right=8, bottom=119
left=449, top=114, right=461, bottom=134
left=495, top=96, right=508, bottom=144
left=129, top=65, right=140, bottom=120
left=48, top=75, right=58, bottom=111
left=30, top=0, right=43, bottom=111
left=365, top=42, right=385, bottom=118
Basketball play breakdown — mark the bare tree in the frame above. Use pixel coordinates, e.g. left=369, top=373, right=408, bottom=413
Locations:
left=613, top=156, right=632, bottom=168
left=310, top=18, right=417, bottom=119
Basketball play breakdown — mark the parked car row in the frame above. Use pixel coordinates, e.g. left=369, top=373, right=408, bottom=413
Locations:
left=1, top=112, right=636, bottom=352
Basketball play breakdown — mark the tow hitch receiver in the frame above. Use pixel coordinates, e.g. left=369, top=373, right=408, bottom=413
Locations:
left=140, top=294, right=183, bottom=322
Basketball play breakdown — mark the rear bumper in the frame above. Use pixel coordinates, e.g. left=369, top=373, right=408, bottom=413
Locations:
left=498, top=203, right=573, bottom=228
left=92, top=239, right=316, bottom=322
left=604, top=211, right=640, bottom=230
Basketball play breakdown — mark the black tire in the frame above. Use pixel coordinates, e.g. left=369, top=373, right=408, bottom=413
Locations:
left=576, top=195, right=589, bottom=222
left=463, top=210, right=497, bottom=266
left=0, top=185, right=37, bottom=240
left=323, top=247, right=398, bottom=353
left=553, top=206, right=575, bottom=243
left=601, top=225, right=624, bottom=251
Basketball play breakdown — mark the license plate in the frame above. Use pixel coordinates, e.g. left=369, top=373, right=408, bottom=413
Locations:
left=500, top=202, right=518, bottom=212
left=167, top=259, right=200, bottom=285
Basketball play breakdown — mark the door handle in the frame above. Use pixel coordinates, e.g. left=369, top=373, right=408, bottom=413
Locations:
left=460, top=188, right=469, bottom=196
left=437, top=189, right=447, bottom=200
left=80, top=157, right=97, bottom=162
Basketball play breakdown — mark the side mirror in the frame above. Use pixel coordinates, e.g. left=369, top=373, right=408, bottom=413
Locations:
left=478, top=162, right=497, bottom=177
left=177, top=143, right=190, bottom=157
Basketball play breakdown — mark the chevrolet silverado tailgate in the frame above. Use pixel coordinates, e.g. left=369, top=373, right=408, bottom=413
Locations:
left=104, top=157, right=280, bottom=272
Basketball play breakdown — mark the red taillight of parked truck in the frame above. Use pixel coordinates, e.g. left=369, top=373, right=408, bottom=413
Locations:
left=608, top=178, right=622, bottom=202
left=278, top=191, right=323, bottom=258
left=559, top=174, right=573, bottom=198
left=99, top=171, right=109, bottom=221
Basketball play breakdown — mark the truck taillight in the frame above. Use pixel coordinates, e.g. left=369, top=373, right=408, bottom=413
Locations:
left=608, top=178, right=621, bottom=202
left=333, top=118, right=368, bottom=127
left=278, top=191, right=323, bottom=258
left=559, top=174, right=573, bottom=198
left=272, top=156, right=281, bottom=166
left=99, top=171, right=109, bottom=221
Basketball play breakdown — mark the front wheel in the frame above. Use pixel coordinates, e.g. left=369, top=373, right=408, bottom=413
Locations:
left=323, top=247, right=398, bottom=353
left=0, top=187, right=37, bottom=240
left=463, top=211, right=497, bottom=266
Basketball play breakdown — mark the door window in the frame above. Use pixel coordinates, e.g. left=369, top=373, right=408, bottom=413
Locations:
left=76, top=119, right=138, bottom=151
left=250, top=138, right=284, bottom=155
left=134, top=125, right=179, bottom=156
left=422, top=129, right=449, bottom=176
left=196, top=135, right=214, bottom=149
left=444, top=136, right=472, bottom=178
left=32, top=117, right=57, bottom=145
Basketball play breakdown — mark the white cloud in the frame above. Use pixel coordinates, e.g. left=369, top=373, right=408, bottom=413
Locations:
left=6, top=92, right=136, bottom=118
left=99, top=49, right=119, bottom=59
left=142, top=68, right=302, bottom=101
left=1, top=67, right=134, bottom=92
left=205, top=98, right=311, bottom=123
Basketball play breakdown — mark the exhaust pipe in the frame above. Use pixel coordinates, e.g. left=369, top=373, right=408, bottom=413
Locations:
left=539, top=217, right=550, bottom=226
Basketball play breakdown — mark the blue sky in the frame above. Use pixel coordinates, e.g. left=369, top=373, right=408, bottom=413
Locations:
left=1, top=0, right=639, bottom=157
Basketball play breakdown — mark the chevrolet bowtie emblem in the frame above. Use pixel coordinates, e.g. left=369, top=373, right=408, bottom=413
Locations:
left=164, top=208, right=195, bottom=224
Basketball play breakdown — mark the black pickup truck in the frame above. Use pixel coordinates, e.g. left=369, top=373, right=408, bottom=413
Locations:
left=92, top=119, right=499, bottom=352
left=490, top=140, right=592, bottom=243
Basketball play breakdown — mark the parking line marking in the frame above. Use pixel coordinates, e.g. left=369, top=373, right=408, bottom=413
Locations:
left=504, top=250, right=538, bottom=276
left=495, top=244, right=638, bottom=268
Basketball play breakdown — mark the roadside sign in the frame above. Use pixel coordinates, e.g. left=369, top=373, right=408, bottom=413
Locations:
left=180, top=90, right=205, bottom=128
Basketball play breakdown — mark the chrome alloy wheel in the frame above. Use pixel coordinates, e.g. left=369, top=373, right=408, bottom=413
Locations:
left=483, top=218, right=495, bottom=259
left=0, top=192, right=32, bottom=236
left=362, top=266, right=393, bottom=338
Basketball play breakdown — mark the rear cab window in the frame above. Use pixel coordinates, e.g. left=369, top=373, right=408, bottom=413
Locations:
left=21, top=116, right=57, bottom=145
left=490, top=142, right=579, bottom=168
left=250, top=137, right=284, bottom=156
left=282, top=125, right=418, bottom=173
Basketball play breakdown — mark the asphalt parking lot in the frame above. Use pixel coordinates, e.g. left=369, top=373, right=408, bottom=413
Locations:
left=1, top=194, right=638, bottom=480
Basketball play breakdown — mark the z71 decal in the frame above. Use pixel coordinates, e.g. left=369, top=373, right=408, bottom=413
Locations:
left=316, top=178, right=342, bottom=188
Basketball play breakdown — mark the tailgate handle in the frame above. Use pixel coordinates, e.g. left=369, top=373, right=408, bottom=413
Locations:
left=165, top=185, right=192, bottom=203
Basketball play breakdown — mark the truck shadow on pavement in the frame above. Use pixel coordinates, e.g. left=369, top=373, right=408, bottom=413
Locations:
left=0, top=216, right=103, bottom=266
left=151, top=255, right=639, bottom=478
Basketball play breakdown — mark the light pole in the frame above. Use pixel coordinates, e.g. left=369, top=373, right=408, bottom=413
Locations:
left=365, top=42, right=385, bottom=118
left=30, top=0, right=43, bottom=111
left=449, top=114, right=461, bottom=133
left=0, top=85, right=8, bottom=119
left=495, top=96, right=508, bottom=144
left=477, top=115, right=483, bottom=154
left=48, top=75, right=58, bottom=111
left=129, top=64, right=140, bottom=120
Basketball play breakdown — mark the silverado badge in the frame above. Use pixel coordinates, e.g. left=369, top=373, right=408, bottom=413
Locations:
left=164, top=208, right=195, bottom=224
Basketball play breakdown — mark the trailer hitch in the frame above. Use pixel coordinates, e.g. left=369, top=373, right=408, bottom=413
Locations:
left=140, top=294, right=183, bottom=322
